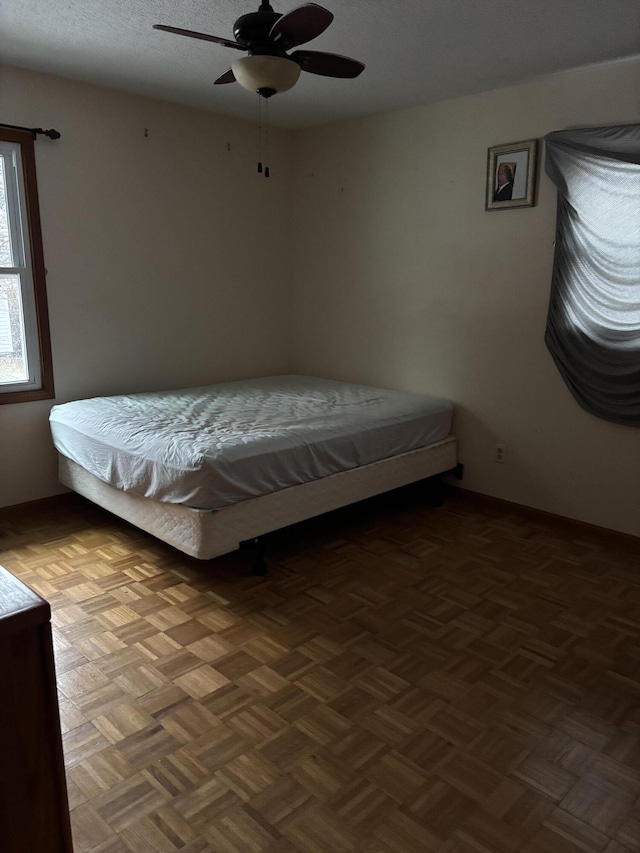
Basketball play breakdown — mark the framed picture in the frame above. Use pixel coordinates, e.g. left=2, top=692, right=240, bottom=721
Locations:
left=486, top=139, right=538, bottom=210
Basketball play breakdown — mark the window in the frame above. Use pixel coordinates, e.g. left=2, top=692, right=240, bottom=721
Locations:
left=544, top=124, right=640, bottom=426
left=0, top=127, right=54, bottom=403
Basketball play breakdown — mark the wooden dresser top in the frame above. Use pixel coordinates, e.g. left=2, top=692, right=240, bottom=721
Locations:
left=0, top=565, right=50, bottom=637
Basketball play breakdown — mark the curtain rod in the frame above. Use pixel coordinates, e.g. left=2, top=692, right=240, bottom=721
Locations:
left=0, top=123, right=61, bottom=140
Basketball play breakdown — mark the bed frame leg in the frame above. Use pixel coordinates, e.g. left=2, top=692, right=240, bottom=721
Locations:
left=241, top=537, right=268, bottom=576
left=423, top=463, right=463, bottom=507
left=426, top=476, right=445, bottom=507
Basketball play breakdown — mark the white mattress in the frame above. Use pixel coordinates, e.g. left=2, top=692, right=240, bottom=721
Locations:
left=50, top=375, right=453, bottom=510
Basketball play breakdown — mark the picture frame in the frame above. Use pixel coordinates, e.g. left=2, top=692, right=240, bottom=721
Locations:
left=486, top=139, right=538, bottom=211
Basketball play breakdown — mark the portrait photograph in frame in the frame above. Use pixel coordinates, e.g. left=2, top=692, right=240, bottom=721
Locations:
left=486, top=139, right=538, bottom=210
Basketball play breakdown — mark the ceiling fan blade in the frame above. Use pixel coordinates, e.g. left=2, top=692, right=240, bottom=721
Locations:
left=153, top=25, right=246, bottom=51
left=290, top=50, right=365, bottom=78
left=214, top=68, right=236, bottom=85
left=270, top=4, right=333, bottom=49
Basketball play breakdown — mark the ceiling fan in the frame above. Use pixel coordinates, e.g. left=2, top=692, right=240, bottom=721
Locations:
left=153, top=1, right=365, bottom=99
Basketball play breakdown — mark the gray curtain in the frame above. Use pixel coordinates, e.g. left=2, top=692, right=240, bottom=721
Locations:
left=544, top=124, right=640, bottom=426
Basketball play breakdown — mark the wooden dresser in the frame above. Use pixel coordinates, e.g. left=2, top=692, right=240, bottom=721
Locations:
left=0, top=565, right=73, bottom=853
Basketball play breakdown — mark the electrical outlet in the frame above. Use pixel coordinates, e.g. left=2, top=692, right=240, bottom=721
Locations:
left=495, top=443, right=506, bottom=463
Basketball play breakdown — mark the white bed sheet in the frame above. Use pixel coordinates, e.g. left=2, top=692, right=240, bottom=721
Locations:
left=50, top=375, right=453, bottom=510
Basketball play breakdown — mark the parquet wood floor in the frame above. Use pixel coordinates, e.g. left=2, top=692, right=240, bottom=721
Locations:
left=1, top=486, right=640, bottom=853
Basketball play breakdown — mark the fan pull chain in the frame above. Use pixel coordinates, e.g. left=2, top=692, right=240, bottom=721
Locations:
left=256, top=94, right=271, bottom=177
left=257, top=95, right=263, bottom=173
left=264, top=98, right=270, bottom=178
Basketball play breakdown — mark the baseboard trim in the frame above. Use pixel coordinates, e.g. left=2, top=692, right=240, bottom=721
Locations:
left=446, top=483, right=639, bottom=545
left=1, top=485, right=637, bottom=547
left=0, top=491, right=75, bottom=516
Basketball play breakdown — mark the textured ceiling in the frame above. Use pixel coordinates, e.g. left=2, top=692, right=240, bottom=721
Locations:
left=2, top=0, right=640, bottom=128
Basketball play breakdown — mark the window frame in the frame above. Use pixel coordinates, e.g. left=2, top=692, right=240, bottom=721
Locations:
left=0, top=127, right=54, bottom=404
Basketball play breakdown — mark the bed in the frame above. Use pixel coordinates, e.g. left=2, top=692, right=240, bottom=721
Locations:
left=50, top=375, right=458, bottom=562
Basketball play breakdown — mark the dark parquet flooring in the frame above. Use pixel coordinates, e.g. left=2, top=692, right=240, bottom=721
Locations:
left=1, top=486, right=639, bottom=853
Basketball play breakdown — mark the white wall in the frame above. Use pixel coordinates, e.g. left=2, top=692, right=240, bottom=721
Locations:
left=0, top=66, right=294, bottom=507
left=2, top=61, right=639, bottom=536
left=291, top=60, right=640, bottom=537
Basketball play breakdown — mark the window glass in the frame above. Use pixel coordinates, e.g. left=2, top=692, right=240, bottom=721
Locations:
left=0, top=156, right=12, bottom=266
left=0, top=275, right=28, bottom=382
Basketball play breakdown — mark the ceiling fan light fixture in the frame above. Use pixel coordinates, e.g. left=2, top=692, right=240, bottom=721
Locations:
left=231, top=55, right=301, bottom=96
